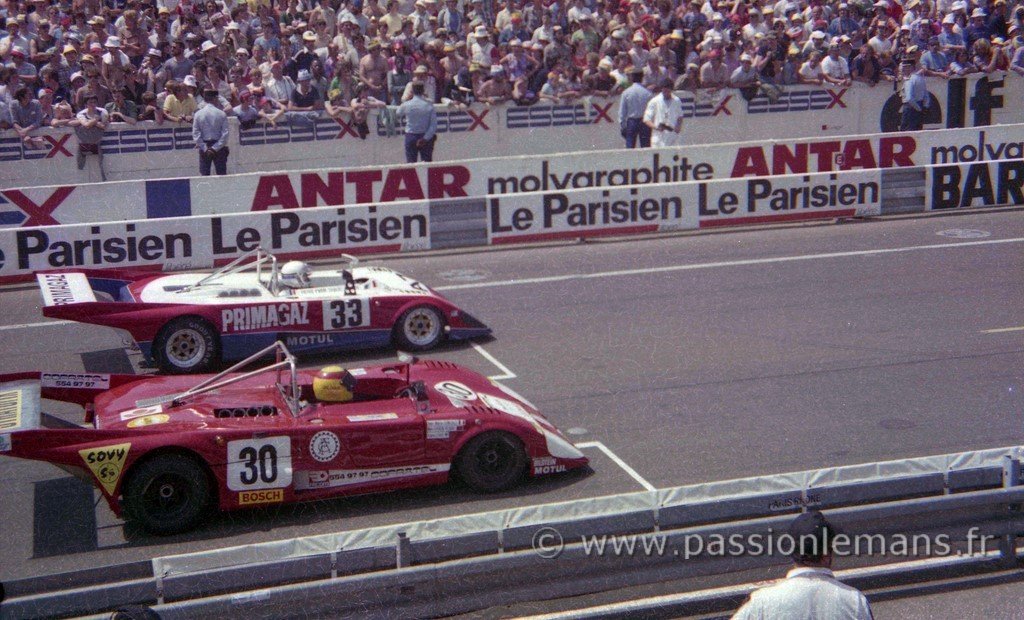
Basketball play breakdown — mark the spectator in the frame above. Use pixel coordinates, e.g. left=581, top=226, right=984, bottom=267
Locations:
left=920, top=36, right=952, bottom=75
left=10, top=86, right=46, bottom=147
left=821, top=42, right=853, bottom=85
left=75, top=93, right=108, bottom=180
left=643, top=78, right=684, bottom=147
left=799, top=50, right=826, bottom=84
left=617, top=67, right=651, bottom=148
left=700, top=49, right=729, bottom=88
left=477, top=65, right=513, bottom=103
left=163, top=77, right=198, bottom=122
left=396, top=80, right=437, bottom=162
left=732, top=511, right=873, bottom=620
left=899, top=57, right=928, bottom=130
left=106, top=87, right=139, bottom=124
left=193, top=87, right=230, bottom=175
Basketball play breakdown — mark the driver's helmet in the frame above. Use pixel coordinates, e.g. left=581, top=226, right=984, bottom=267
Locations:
left=280, top=261, right=312, bottom=288
left=313, top=365, right=357, bottom=402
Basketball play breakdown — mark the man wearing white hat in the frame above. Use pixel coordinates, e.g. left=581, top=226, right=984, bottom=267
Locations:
left=471, top=25, right=496, bottom=64
left=101, top=36, right=131, bottom=85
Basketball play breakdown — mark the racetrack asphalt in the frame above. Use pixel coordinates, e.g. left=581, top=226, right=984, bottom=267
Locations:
left=0, top=208, right=1021, bottom=617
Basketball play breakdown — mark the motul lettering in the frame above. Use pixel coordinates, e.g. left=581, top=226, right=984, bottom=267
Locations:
left=730, top=137, right=916, bottom=177
left=221, top=302, right=310, bottom=332
left=535, top=464, right=567, bottom=474
left=251, top=166, right=471, bottom=210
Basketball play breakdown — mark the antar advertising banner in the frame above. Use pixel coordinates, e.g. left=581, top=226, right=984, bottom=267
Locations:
left=2, top=75, right=1020, bottom=192
left=5, top=123, right=1023, bottom=229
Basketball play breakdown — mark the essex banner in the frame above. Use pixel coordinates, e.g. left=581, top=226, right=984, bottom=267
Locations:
left=4, top=123, right=1023, bottom=229
left=2, top=74, right=1021, bottom=191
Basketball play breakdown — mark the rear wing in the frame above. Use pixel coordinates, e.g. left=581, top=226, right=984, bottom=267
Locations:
left=36, top=268, right=165, bottom=308
left=0, top=371, right=143, bottom=409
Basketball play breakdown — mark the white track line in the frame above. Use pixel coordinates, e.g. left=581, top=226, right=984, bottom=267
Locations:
left=470, top=341, right=517, bottom=380
left=434, top=237, right=1024, bottom=292
left=576, top=440, right=656, bottom=492
left=981, top=326, right=1024, bottom=334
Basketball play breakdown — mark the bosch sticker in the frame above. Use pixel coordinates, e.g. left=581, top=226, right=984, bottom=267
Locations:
left=309, top=431, right=341, bottom=462
left=239, top=489, right=284, bottom=505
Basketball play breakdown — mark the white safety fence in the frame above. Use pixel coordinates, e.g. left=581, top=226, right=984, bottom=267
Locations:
left=2, top=444, right=1021, bottom=619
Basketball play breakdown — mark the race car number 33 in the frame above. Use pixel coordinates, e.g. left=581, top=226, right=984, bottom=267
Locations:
left=227, top=436, right=293, bottom=491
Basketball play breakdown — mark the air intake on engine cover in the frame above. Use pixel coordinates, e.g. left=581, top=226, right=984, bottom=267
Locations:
left=214, top=405, right=278, bottom=418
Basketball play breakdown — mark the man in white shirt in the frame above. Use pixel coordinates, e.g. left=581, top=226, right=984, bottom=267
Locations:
left=732, top=511, right=873, bottom=620
left=643, top=78, right=684, bottom=147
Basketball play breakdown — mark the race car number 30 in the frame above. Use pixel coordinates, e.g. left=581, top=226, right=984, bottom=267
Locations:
left=227, top=436, right=293, bottom=491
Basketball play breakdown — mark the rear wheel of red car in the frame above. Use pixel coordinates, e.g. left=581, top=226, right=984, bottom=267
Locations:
left=457, top=432, right=528, bottom=493
left=123, top=453, right=212, bottom=535
left=393, top=305, right=445, bottom=351
left=154, top=317, right=220, bottom=374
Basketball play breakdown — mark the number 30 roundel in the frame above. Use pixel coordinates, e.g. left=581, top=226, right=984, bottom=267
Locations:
left=227, top=436, right=293, bottom=491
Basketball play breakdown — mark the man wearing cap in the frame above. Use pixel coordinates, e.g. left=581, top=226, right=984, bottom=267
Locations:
left=965, top=8, right=991, bottom=49
left=617, top=67, right=652, bottom=148
left=730, top=53, right=760, bottom=89
left=732, top=511, right=873, bottom=620
left=920, top=35, right=951, bottom=76
left=828, top=4, right=861, bottom=40
left=700, top=49, right=730, bottom=89
left=360, top=39, right=389, bottom=100
left=821, top=41, right=852, bottom=85
left=898, top=57, right=928, bottom=131
left=9, top=49, right=38, bottom=86
left=939, top=15, right=966, bottom=52
left=101, top=37, right=131, bottom=85
left=286, top=69, right=322, bottom=125
left=476, top=64, right=513, bottom=103
left=1, top=18, right=30, bottom=58
left=396, top=81, right=437, bottom=163
left=192, top=87, right=229, bottom=175
left=643, top=78, right=683, bottom=147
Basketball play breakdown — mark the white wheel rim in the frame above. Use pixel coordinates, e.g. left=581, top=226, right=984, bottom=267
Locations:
left=166, top=328, right=206, bottom=367
left=404, top=309, right=441, bottom=346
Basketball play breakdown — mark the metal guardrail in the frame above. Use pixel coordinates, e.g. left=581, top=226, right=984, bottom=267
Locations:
left=2, top=447, right=1022, bottom=619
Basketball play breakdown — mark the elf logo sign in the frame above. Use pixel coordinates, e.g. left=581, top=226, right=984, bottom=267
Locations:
left=880, top=77, right=1004, bottom=133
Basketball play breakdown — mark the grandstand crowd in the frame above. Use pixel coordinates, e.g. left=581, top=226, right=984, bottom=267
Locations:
left=1, top=0, right=1023, bottom=138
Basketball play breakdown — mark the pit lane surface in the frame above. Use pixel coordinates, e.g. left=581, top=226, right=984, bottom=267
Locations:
left=0, top=210, right=1022, bottom=601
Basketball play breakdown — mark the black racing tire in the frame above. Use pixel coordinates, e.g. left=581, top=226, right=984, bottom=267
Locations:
left=153, top=317, right=220, bottom=374
left=122, top=453, right=213, bottom=535
left=456, top=432, right=528, bottom=493
left=392, top=305, right=446, bottom=351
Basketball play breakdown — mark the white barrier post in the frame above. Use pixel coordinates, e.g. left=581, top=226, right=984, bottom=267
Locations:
left=1000, top=456, right=1021, bottom=567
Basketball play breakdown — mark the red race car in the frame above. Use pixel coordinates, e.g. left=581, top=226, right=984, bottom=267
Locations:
left=36, top=249, right=490, bottom=373
left=0, top=343, right=587, bottom=534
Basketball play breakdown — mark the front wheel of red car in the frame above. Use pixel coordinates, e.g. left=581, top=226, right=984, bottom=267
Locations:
left=154, top=317, right=221, bottom=374
left=457, top=432, right=528, bottom=493
left=122, top=453, right=213, bottom=535
left=393, top=305, right=445, bottom=351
